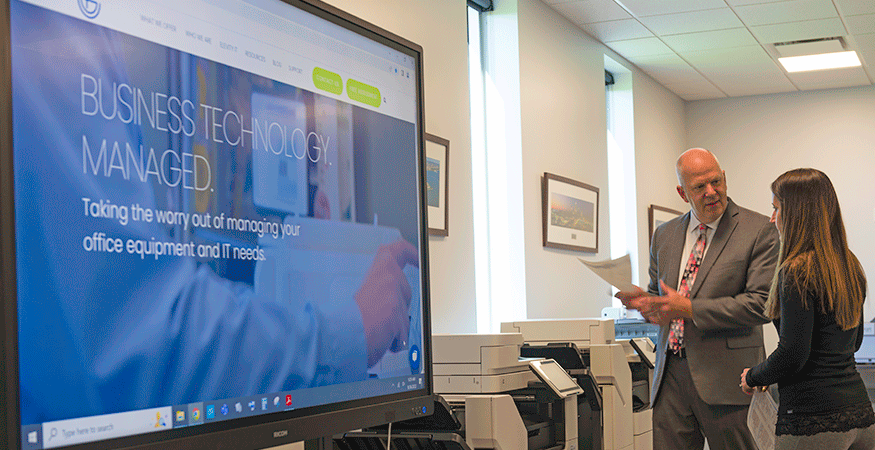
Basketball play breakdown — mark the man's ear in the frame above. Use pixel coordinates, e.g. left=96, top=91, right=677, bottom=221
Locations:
left=677, top=186, right=689, bottom=203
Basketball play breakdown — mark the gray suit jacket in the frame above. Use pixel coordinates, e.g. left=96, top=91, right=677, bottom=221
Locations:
left=648, top=199, right=779, bottom=406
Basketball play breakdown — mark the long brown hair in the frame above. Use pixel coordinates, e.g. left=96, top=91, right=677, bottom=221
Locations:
left=764, top=168, right=867, bottom=329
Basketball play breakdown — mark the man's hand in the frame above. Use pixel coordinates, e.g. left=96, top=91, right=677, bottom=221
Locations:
left=616, top=287, right=666, bottom=323
left=355, top=239, right=419, bottom=367
left=615, top=286, right=650, bottom=310
left=642, top=280, right=693, bottom=326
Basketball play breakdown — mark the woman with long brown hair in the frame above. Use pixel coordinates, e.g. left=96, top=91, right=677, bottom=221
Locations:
left=740, top=168, right=875, bottom=449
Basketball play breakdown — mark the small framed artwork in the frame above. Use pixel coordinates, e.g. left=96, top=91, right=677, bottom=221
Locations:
left=542, top=173, right=599, bottom=252
left=648, top=204, right=684, bottom=244
left=425, top=133, right=450, bottom=236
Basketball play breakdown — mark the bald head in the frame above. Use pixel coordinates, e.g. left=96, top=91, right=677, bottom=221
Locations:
left=676, top=148, right=721, bottom=185
left=675, top=148, right=728, bottom=224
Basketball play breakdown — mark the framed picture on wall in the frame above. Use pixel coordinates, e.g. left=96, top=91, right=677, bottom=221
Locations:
left=426, top=133, right=450, bottom=236
left=542, top=173, right=599, bottom=252
left=648, top=204, right=684, bottom=245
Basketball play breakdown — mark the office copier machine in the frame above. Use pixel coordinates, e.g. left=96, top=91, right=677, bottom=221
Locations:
left=501, top=318, right=653, bottom=450
left=335, top=332, right=588, bottom=450
left=335, top=320, right=651, bottom=450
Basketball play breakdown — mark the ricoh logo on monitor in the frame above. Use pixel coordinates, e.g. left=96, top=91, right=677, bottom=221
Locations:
left=78, top=0, right=101, bottom=19
left=273, top=430, right=289, bottom=438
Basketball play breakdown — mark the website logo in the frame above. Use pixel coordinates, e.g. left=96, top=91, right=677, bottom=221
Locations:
left=77, top=0, right=101, bottom=19
left=206, top=405, right=215, bottom=419
left=192, top=407, right=201, bottom=421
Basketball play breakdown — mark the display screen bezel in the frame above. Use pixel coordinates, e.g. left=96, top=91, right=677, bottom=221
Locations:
left=0, top=0, right=433, bottom=448
left=528, top=359, right=584, bottom=398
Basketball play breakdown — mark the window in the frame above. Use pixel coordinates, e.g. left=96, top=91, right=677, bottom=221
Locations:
left=605, top=58, right=640, bottom=308
left=468, top=3, right=526, bottom=332
left=468, top=5, right=490, bottom=332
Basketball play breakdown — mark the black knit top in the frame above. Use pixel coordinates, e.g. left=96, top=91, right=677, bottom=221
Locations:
left=746, top=272, right=875, bottom=436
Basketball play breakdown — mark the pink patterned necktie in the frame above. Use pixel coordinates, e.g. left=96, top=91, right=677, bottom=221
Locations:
left=669, top=224, right=708, bottom=354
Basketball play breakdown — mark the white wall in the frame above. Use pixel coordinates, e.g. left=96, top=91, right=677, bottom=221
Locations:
left=630, top=70, right=689, bottom=287
left=325, top=0, right=688, bottom=330
left=517, top=0, right=611, bottom=319
left=513, top=0, right=687, bottom=320
left=322, top=0, right=477, bottom=333
left=686, top=85, right=875, bottom=322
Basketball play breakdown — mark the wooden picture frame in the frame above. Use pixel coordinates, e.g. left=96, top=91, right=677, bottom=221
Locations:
left=542, top=173, right=599, bottom=252
left=425, top=133, right=449, bottom=236
left=648, top=204, right=684, bottom=245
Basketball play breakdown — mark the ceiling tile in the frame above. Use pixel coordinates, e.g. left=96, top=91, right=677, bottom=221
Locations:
left=749, top=18, right=847, bottom=43
left=677, top=92, right=728, bottom=101
left=725, top=0, right=785, bottom=5
left=663, top=80, right=727, bottom=101
left=734, top=0, right=838, bottom=27
left=580, top=19, right=654, bottom=42
left=662, top=28, right=759, bottom=53
left=784, top=65, right=871, bottom=89
left=681, top=46, right=780, bottom=73
left=706, top=72, right=798, bottom=97
left=618, top=0, right=728, bottom=17
left=540, top=0, right=874, bottom=99
left=718, top=82, right=798, bottom=97
left=857, top=48, right=875, bottom=70
left=629, top=53, right=706, bottom=85
left=845, top=34, right=873, bottom=81
left=644, top=69, right=704, bottom=88
left=854, top=33, right=875, bottom=52
left=605, top=37, right=674, bottom=57
left=845, top=14, right=875, bottom=35
left=832, top=0, right=875, bottom=16
left=551, top=0, right=632, bottom=24
left=638, top=9, right=745, bottom=36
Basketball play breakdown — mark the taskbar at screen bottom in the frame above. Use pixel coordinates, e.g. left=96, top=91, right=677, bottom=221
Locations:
left=20, top=374, right=426, bottom=450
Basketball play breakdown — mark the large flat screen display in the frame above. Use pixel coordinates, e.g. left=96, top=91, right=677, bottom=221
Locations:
left=0, top=0, right=432, bottom=449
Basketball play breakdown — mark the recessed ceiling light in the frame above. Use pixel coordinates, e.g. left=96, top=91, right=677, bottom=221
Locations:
left=778, top=51, right=862, bottom=72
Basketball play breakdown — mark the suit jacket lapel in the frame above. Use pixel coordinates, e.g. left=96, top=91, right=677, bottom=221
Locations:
left=690, top=199, right=739, bottom=298
left=662, top=212, right=691, bottom=294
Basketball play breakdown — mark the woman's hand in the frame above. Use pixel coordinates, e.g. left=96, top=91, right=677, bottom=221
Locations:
left=739, top=368, right=767, bottom=394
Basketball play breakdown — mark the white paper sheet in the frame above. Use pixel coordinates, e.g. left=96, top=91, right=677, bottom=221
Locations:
left=747, top=388, right=777, bottom=450
left=577, top=254, right=640, bottom=293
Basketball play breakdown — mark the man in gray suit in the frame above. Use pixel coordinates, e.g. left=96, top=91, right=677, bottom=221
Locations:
left=617, top=148, right=779, bottom=450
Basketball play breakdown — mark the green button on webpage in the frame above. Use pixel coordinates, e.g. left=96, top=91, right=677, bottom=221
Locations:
left=346, top=79, right=381, bottom=108
left=312, top=67, right=342, bottom=95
